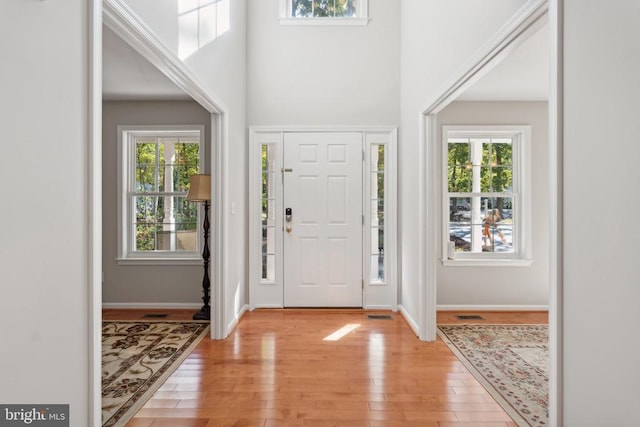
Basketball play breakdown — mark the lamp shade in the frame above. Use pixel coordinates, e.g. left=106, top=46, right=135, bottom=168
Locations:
left=186, top=174, right=211, bottom=202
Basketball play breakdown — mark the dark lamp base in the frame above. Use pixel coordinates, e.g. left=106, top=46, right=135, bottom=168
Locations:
left=193, top=305, right=210, bottom=321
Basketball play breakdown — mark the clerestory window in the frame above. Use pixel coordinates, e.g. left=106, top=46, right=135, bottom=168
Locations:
left=443, top=126, right=532, bottom=264
left=117, top=125, right=205, bottom=264
left=279, top=0, right=369, bottom=25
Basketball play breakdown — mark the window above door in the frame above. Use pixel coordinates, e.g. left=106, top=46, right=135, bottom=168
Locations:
left=279, top=0, right=369, bottom=26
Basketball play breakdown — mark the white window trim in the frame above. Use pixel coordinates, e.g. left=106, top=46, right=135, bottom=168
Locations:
left=279, top=0, right=369, bottom=26
left=441, top=125, right=533, bottom=267
left=116, top=125, right=206, bottom=265
left=248, top=131, right=284, bottom=309
left=363, top=132, right=396, bottom=288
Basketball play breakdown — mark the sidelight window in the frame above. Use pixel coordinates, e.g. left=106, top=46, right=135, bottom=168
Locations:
left=261, top=144, right=277, bottom=281
left=369, top=144, right=385, bottom=281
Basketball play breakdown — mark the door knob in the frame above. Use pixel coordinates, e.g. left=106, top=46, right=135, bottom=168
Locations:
left=286, top=227, right=293, bottom=233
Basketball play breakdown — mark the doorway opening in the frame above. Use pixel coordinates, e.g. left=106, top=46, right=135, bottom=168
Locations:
left=418, top=0, right=562, bottom=425
left=91, top=1, right=229, bottom=424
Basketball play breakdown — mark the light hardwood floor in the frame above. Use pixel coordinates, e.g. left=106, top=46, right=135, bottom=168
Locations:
left=103, top=309, right=547, bottom=427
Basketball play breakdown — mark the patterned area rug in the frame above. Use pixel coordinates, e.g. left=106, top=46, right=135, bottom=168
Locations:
left=437, top=324, right=548, bottom=427
left=102, top=321, right=209, bottom=427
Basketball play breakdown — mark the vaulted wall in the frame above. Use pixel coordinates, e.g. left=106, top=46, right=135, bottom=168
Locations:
left=246, top=0, right=400, bottom=126
left=398, top=0, right=529, bottom=324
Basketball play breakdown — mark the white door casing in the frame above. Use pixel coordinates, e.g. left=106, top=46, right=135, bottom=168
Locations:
left=249, top=127, right=397, bottom=310
left=283, top=132, right=363, bottom=307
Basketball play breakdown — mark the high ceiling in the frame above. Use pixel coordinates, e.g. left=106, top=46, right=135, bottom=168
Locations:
left=457, top=23, right=549, bottom=101
left=102, top=22, right=549, bottom=102
left=102, top=26, right=190, bottom=101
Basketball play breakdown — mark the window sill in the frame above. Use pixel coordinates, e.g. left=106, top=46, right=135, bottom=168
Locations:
left=116, top=258, right=203, bottom=266
left=279, top=17, right=370, bottom=26
left=440, top=258, right=534, bottom=267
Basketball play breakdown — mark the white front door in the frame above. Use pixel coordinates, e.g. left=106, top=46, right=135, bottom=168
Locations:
left=283, top=132, right=363, bottom=307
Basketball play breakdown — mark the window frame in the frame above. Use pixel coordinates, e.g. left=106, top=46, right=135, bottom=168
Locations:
left=441, top=125, right=532, bottom=266
left=279, top=0, right=369, bottom=26
left=364, top=134, right=390, bottom=285
left=116, top=125, right=206, bottom=265
left=259, top=140, right=280, bottom=285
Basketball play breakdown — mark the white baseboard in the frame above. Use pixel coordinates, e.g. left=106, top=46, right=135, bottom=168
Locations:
left=226, top=304, right=249, bottom=337
left=363, top=305, right=395, bottom=310
left=437, top=304, right=549, bottom=311
left=398, top=305, right=420, bottom=337
left=102, top=302, right=201, bottom=309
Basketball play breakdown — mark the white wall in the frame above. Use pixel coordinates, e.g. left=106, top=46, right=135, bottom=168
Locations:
left=247, top=0, right=400, bottom=126
left=184, top=1, right=249, bottom=328
left=0, top=0, right=91, bottom=424
left=563, top=1, right=640, bottom=425
left=124, top=0, right=179, bottom=51
left=102, top=101, right=212, bottom=306
left=122, top=0, right=248, bottom=332
left=436, top=101, right=549, bottom=308
left=399, top=0, right=528, bottom=326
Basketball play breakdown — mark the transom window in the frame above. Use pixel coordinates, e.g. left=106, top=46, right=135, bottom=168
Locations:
left=117, top=126, right=205, bottom=263
left=280, top=0, right=369, bottom=25
left=443, top=126, right=531, bottom=262
left=292, top=0, right=356, bottom=17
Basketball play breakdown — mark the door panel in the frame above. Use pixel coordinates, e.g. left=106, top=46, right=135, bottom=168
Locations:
left=283, top=132, right=363, bottom=307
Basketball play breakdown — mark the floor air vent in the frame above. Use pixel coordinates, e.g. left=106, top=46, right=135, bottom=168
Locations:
left=142, top=313, right=169, bottom=318
left=455, top=315, right=484, bottom=320
left=367, top=314, right=393, bottom=320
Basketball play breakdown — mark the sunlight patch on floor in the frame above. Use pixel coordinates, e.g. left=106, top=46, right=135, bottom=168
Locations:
left=323, top=323, right=360, bottom=341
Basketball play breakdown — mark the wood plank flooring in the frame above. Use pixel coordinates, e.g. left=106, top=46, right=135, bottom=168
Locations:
left=103, top=309, right=547, bottom=427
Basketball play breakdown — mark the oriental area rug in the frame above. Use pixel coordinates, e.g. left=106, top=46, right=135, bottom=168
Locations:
left=437, top=324, right=548, bottom=427
left=102, top=321, right=209, bottom=427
